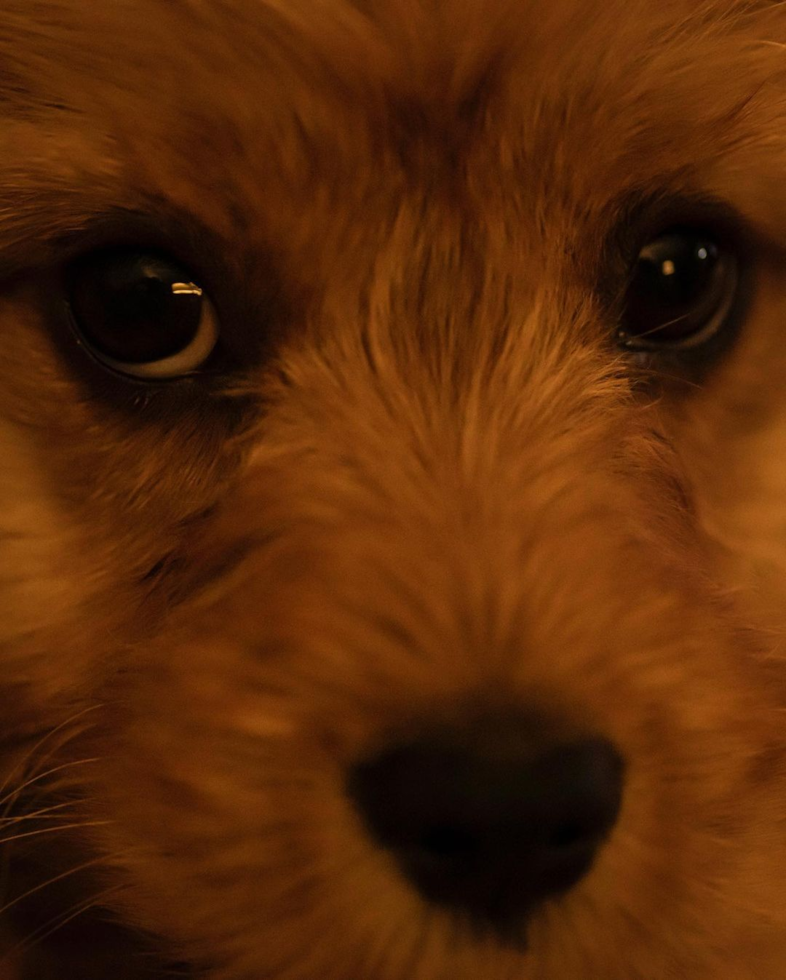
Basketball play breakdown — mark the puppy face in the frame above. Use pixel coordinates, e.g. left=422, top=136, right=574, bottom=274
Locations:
left=3, top=1, right=786, bottom=978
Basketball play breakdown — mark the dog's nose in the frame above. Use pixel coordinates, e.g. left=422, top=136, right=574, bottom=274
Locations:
left=347, top=712, right=623, bottom=935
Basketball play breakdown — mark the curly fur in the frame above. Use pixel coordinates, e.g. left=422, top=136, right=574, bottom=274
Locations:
left=3, top=1, right=786, bottom=978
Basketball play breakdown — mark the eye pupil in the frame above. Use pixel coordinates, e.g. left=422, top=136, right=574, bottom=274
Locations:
left=67, top=248, right=219, bottom=378
left=619, top=228, right=737, bottom=350
left=638, top=235, right=717, bottom=308
left=70, top=252, right=204, bottom=365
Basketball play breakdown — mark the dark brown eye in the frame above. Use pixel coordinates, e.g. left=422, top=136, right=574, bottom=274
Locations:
left=68, top=249, right=219, bottom=378
left=618, top=229, right=738, bottom=350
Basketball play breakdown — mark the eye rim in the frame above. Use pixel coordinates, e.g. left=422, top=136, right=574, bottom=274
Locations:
left=615, top=225, right=740, bottom=354
left=65, top=246, right=221, bottom=381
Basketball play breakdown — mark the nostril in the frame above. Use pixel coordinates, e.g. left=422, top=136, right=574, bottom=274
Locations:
left=548, top=821, right=585, bottom=849
left=420, top=824, right=478, bottom=858
left=348, top=712, right=624, bottom=935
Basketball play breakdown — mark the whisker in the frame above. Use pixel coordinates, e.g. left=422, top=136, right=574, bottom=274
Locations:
left=633, top=365, right=703, bottom=391
left=626, top=311, right=692, bottom=342
left=0, top=853, right=113, bottom=918
left=0, top=800, right=80, bottom=826
left=0, top=820, right=110, bottom=848
left=3, top=883, right=124, bottom=960
left=0, top=705, right=104, bottom=804
left=0, top=758, right=101, bottom=813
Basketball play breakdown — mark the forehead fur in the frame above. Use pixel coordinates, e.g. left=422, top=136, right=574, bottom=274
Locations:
left=3, top=0, right=786, bottom=265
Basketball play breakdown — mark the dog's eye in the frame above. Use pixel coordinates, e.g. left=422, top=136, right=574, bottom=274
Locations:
left=617, top=229, right=738, bottom=350
left=68, top=249, right=219, bottom=379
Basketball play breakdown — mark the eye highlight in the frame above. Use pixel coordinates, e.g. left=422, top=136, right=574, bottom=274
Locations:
left=617, top=228, right=738, bottom=351
left=67, top=249, right=219, bottom=379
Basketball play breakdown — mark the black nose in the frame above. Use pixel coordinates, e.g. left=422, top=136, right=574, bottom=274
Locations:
left=347, top=712, right=623, bottom=936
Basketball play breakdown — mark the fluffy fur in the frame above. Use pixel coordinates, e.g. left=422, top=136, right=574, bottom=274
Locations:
left=3, top=1, right=786, bottom=977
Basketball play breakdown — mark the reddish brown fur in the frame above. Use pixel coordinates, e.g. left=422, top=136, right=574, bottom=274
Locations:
left=2, top=1, right=786, bottom=977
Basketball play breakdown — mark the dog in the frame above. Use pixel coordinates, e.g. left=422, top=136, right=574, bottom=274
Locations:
left=3, top=0, right=786, bottom=977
